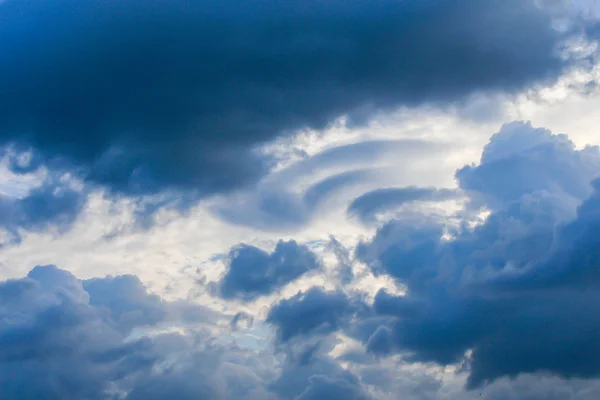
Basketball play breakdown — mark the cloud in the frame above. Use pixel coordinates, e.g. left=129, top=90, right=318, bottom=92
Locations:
left=4, top=2, right=600, bottom=395
left=0, top=264, right=380, bottom=400
left=348, top=187, right=460, bottom=224
left=214, top=139, right=440, bottom=230
left=122, top=339, right=277, bottom=400
left=476, top=374, right=600, bottom=400
left=270, top=352, right=370, bottom=400
left=214, top=240, right=321, bottom=301
left=0, top=0, right=583, bottom=196
left=293, top=375, right=371, bottom=400
left=267, top=288, right=361, bottom=343
left=456, top=121, right=600, bottom=210
left=302, top=170, right=379, bottom=211
left=2, top=255, right=600, bottom=398
left=82, top=274, right=168, bottom=333
left=356, top=220, right=444, bottom=292
left=0, top=265, right=157, bottom=399
left=230, top=311, right=255, bottom=331
left=463, top=290, right=600, bottom=388
left=484, top=177, right=600, bottom=292
left=0, top=177, right=87, bottom=246
left=352, top=121, right=600, bottom=389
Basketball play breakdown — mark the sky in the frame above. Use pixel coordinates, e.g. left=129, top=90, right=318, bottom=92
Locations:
left=2, top=0, right=600, bottom=399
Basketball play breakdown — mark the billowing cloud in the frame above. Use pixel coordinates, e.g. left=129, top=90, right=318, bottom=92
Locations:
left=0, top=265, right=375, bottom=400
left=3, top=234, right=600, bottom=398
left=82, top=274, right=168, bottom=332
left=270, top=346, right=371, bottom=400
left=267, top=288, right=361, bottom=343
left=457, top=121, right=600, bottom=210
left=353, top=121, right=600, bottom=388
left=214, top=240, right=321, bottom=301
left=0, top=265, right=157, bottom=399
left=0, top=178, right=86, bottom=246
left=0, top=0, right=585, bottom=196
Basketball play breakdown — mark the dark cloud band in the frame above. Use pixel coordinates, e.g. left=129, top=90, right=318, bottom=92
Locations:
left=0, top=0, right=579, bottom=195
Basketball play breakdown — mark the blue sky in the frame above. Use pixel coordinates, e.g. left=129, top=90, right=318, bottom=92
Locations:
left=2, top=1, right=600, bottom=399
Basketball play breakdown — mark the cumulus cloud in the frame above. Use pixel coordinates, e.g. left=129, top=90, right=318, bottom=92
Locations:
left=267, top=288, right=362, bottom=343
left=0, top=177, right=87, bottom=246
left=353, top=121, right=600, bottom=389
left=270, top=351, right=371, bottom=400
left=0, top=265, right=157, bottom=399
left=0, top=0, right=585, bottom=196
left=0, top=265, right=376, bottom=400
left=214, top=240, right=321, bottom=301
left=82, top=274, right=168, bottom=333
left=356, top=220, right=444, bottom=292
left=3, top=250, right=600, bottom=399
left=457, top=121, right=600, bottom=210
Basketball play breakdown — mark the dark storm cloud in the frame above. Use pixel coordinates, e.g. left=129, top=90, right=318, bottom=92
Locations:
left=214, top=240, right=321, bottom=301
left=0, top=0, right=580, bottom=195
left=362, top=286, right=600, bottom=389
left=353, top=122, right=600, bottom=388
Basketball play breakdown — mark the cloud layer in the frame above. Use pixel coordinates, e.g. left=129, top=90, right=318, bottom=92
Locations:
left=0, top=0, right=580, bottom=196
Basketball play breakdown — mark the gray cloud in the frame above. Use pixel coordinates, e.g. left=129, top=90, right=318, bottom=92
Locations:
left=214, top=240, right=321, bottom=301
left=267, top=288, right=363, bottom=343
left=457, top=121, right=600, bottom=211
left=0, top=0, right=584, bottom=196
left=271, top=352, right=371, bottom=400
left=82, top=274, right=168, bottom=333
left=0, top=265, right=380, bottom=400
left=4, top=249, right=600, bottom=400
left=0, top=265, right=156, bottom=400
left=0, top=177, right=87, bottom=247
left=352, top=121, right=600, bottom=389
